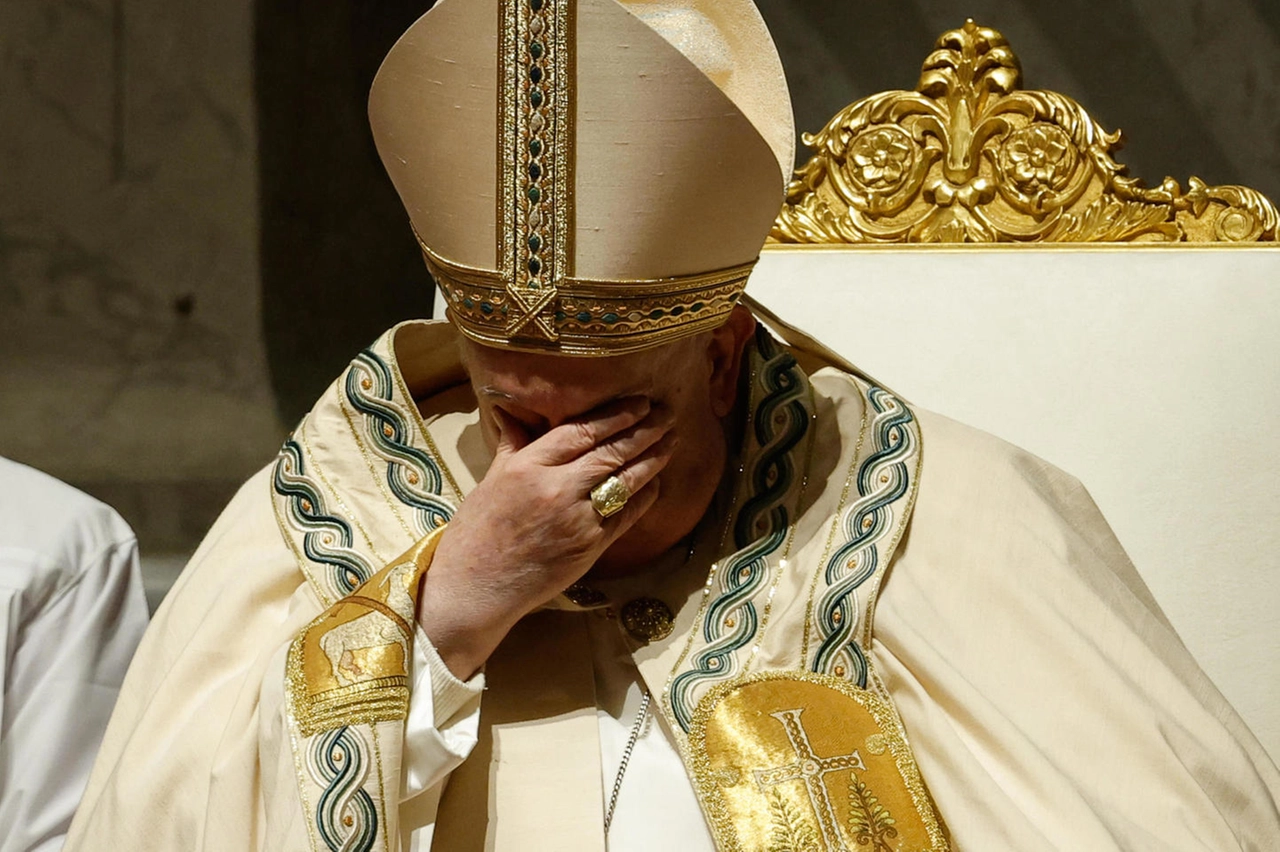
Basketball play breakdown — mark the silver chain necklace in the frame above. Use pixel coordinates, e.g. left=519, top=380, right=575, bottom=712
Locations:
left=603, top=688, right=652, bottom=834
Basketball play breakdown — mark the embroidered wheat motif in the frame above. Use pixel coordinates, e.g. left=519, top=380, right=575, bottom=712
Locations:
left=848, top=777, right=898, bottom=851
left=767, top=789, right=822, bottom=852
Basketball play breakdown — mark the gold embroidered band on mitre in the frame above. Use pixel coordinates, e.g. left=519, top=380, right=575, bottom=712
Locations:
left=497, top=0, right=574, bottom=345
left=420, top=237, right=756, bottom=356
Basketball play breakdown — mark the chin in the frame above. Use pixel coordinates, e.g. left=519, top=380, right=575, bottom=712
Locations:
left=595, top=486, right=714, bottom=577
left=596, top=427, right=726, bottom=575
left=594, top=519, right=675, bottom=576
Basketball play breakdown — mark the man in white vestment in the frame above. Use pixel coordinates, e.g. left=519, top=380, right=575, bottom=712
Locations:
left=67, top=2, right=1280, bottom=850
left=0, top=457, right=149, bottom=852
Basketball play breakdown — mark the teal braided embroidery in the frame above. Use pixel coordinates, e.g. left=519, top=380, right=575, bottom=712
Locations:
left=310, top=726, right=377, bottom=852
left=274, top=439, right=373, bottom=596
left=810, top=386, right=917, bottom=686
left=345, top=350, right=455, bottom=535
left=670, top=329, right=810, bottom=731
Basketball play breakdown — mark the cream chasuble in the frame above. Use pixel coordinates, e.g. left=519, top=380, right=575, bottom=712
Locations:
left=66, top=317, right=1280, bottom=852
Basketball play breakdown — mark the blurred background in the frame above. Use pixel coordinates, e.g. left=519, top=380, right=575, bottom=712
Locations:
left=2, top=0, right=1278, bottom=610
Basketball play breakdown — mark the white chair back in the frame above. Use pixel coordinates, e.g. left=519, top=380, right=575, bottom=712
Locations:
left=748, top=244, right=1280, bottom=759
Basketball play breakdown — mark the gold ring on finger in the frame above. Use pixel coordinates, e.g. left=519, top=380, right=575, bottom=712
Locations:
left=589, top=474, right=630, bottom=519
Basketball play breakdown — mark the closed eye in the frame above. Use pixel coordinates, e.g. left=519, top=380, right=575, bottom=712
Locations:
left=496, top=405, right=548, bottom=437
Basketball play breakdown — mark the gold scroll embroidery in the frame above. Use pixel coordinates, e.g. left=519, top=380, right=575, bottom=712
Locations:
left=771, top=20, right=1279, bottom=244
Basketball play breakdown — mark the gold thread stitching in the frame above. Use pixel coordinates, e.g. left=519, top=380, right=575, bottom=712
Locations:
left=385, top=339, right=465, bottom=504
left=286, top=682, right=325, bottom=852
left=744, top=382, right=820, bottom=673
left=370, top=723, right=391, bottom=852
left=859, top=426, right=924, bottom=649
left=498, top=0, right=517, bottom=285
left=303, top=405, right=392, bottom=559
left=421, top=236, right=755, bottom=355
left=335, top=384, right=417, bottom=543
left=270, top=468, right=334, bottom=610
left=686, top=669, right=950, bottom=852
left=801, top=377, right=868, bottom=663
left=659, top=352, right=760, bottom=731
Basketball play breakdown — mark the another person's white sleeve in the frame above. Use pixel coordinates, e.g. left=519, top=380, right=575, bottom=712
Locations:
left=0, top=531, right=148, bottom=852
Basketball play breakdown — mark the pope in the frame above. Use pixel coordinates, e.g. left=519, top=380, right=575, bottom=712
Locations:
left=67, top=1, right=1280, bottom=850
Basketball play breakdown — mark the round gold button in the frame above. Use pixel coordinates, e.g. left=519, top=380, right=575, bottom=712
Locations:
left=620, top=597, right=674, bottom=643
left=563, top=582, right=608, bottom=608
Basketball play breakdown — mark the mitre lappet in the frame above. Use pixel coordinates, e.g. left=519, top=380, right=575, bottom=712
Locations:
left=370, top=0, right=795, bottom=355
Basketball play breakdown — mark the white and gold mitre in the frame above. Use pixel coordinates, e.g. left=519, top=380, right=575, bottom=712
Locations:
left=369, top=0, right=794, bottom=355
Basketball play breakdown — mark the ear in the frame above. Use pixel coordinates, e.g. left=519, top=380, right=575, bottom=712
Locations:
left=707, top=305, right=757, bottom=419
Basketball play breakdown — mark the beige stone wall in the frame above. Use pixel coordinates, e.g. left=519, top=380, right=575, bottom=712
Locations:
left=0, top=0, right=281, bottom=493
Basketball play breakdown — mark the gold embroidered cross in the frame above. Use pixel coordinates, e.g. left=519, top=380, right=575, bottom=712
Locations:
left=753, top=708, right=867, bottom=851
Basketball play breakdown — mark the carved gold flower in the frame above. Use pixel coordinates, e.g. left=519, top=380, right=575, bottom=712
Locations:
left=1000, top=124, right=1076, bottom=195
left=848, top=127, right=914, bottom=190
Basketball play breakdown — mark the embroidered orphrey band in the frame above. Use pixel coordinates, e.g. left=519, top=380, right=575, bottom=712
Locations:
left=499, top=0, right=573, bottom=343
left=422, top=237, right=755, bottom=355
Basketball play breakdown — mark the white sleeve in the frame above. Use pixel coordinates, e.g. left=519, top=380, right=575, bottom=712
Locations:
left=400, top=623, right=484, bottom=802
left=0, top=537, right=149, bottom=852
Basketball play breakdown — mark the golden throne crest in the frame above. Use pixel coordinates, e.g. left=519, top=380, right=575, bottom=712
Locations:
left=771, top=20, right=1279, bottom=244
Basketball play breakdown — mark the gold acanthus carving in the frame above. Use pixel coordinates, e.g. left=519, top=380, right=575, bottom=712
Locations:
left=770, top=20, right=1279, bottom=244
